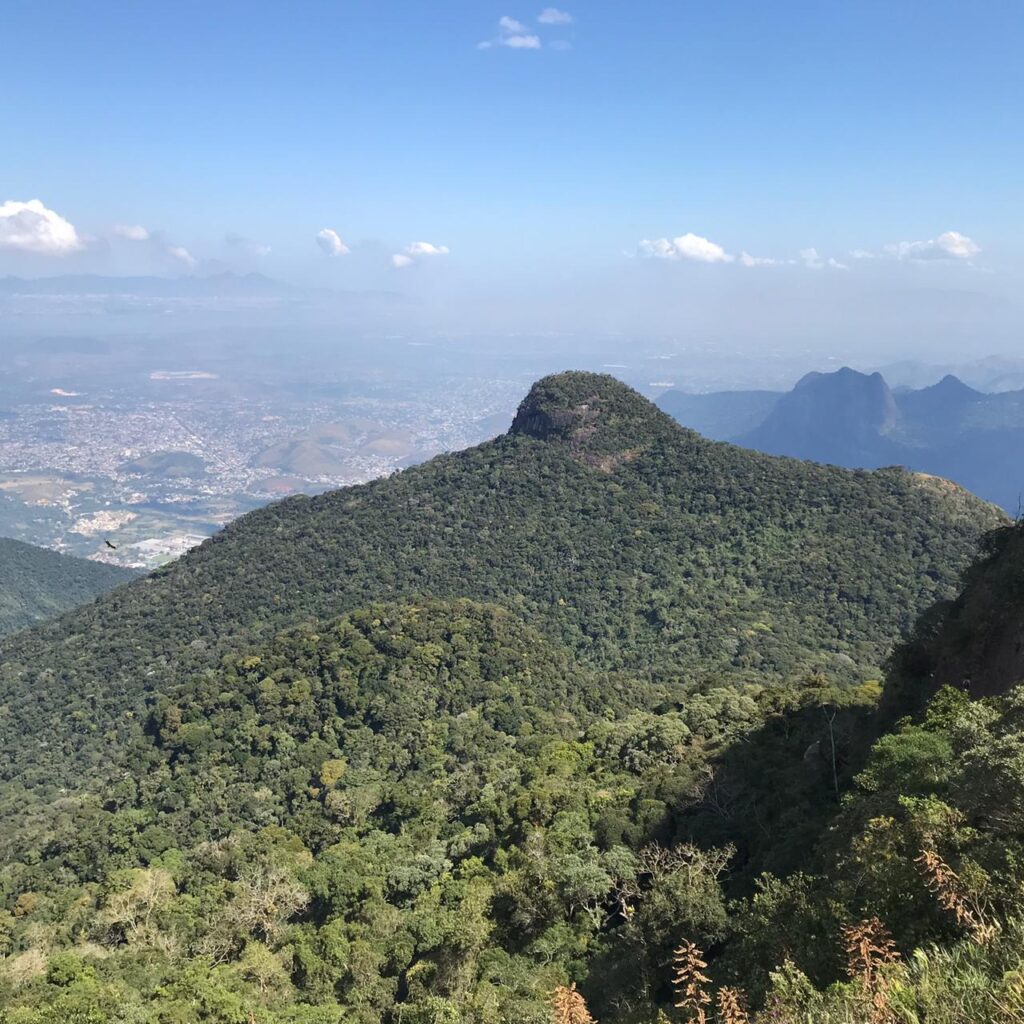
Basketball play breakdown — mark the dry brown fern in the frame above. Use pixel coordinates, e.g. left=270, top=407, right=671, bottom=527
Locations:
left=673, top=940, right=712, bottom=1024
left=715, top=985, right=750, bottom=1024
left=550, top=983, right=596, bottom=1024
left=916, top=848, right=1000, bottom=944
left=842, top=917, right=900, bottom=1023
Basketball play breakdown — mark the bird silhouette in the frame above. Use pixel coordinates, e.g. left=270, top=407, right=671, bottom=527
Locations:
left=104, top=539, right=117, bottom=550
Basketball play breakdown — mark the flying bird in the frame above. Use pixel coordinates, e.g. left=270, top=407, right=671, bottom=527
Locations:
left=104, top=539, right=117, bottom=550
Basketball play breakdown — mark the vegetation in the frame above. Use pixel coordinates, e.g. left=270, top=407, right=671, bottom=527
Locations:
left=0, top=373, right=1021, bottom=1022
left=0, top=536, right=134, bottom=637
left=0, top=373, right=1002, bottom=795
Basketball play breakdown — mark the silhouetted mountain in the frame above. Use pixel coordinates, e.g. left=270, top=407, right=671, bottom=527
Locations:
left=740, top=368, right=901, bottom=466
left=658, top=366, right=1024, bottom=510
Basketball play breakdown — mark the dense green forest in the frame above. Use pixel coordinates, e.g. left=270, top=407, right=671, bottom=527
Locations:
left=0, top=374, right=1002, bottom=794
left=0, top=537, right=134, bottom=637
left=0, top=373, right=1020, bottom=1023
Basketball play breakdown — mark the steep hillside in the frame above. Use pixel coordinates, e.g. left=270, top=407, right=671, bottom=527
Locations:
left=0, top=596, right=832, bottom=1023
left=0, top=372, right=1004, bottom=795
left=883, top=520, right=1024, bottom=716
left=0, top=536, right=135, bottom=636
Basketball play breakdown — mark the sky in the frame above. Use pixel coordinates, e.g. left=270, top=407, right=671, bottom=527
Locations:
left=2, top=0, right=1023, bottom=352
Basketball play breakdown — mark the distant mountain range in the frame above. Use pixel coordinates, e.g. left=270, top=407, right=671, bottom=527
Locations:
left=0, top=536, right=135, bottom=636
left=657, top=366, right=1024, bottom=511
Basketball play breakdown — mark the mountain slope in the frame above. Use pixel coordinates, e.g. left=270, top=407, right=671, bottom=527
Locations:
left=0, top=372, right=1004, bottom=794
left=882, top=520, right=1024, bottom=717
left=0, top=536, right=135, bottom=636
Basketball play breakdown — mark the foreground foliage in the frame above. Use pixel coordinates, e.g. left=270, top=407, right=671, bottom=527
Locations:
left=3, top=591, right=1024, bottom=1022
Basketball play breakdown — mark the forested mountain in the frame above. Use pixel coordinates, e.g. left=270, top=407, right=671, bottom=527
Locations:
left=657, top=367, right=1024, bottom=511
left=0, top=372, right=1014, bottom=1024
left=0, top=373, right=1001, bottom=793
left=0, top=537, right=134, bottom=636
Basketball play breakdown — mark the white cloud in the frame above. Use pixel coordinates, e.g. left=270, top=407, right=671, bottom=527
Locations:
left=166, top=245, right=196, bottom=268
left=405, top=241, right=450, bottom=257
left=800, top=247, right=846, bottom=270
left=738, top=251, right=790, bottom=267
left=504, top=33, right=542, bottom=47
left=316, top=228, right=350, bottom=256
left=638, top=232, right=854, bottom=270
left=499, top=15, right=528, bottom=33
left=538, top=7, right=572, bottom=23
left=0, top=199, right=82, bottom=254
left=112, top=223, right=150, bottom=242
left=886, top=230, right=980, bottom=262
left=226, top=232, right=271, bottom=256
left=480, top=15, right=543, bottom=49
left=391, top=241, right=450, bottom=268
left=638, top=232, right=733, bottom=264
left=849, top=248, right=875, bottom=260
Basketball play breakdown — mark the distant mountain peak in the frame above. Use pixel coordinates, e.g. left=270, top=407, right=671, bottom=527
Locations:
left=740, top=365, right=899, bottom=465
left=795, top=366, right=886, bottom=389
left=925, top=373, right=981, bottom=397
left=509, top=371, right=681, bottom=468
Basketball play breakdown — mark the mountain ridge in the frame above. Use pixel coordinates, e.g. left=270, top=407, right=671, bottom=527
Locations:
left=0, top=371, right=1004, bottom=798
left=0, top=536, right=136, bottom=636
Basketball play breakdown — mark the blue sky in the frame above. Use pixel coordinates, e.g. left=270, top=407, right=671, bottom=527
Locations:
left=2, top=1, right=1023, bottom=347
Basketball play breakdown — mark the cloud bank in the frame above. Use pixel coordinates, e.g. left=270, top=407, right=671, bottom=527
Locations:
left=886, top=230, right=980, bottom=262
left=226, top=232, right=271, bottom=257
left=638, top=232, right=857, bottom=270
left=112, top=224, right=150, bottom=241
